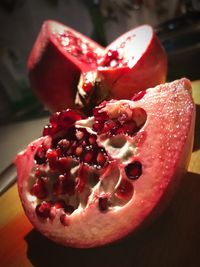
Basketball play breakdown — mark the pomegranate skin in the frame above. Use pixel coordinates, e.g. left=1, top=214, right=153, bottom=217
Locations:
left=98, top=26, right=167, bottom=100
left=28, top=20, right=104, bottom=112
left=15, top=79, right=195, bottom=248
left=28, top=21, right=167, bottom=113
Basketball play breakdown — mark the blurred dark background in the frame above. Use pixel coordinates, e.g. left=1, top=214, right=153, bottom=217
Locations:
left=0, top=0, right=200, bottom=125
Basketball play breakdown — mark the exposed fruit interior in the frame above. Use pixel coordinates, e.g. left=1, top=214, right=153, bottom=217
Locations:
left=30, top=98, right=147, bottom=224
left=98, top=26, right=152, bottom=69
left=53, top=27, right=100, bottom=68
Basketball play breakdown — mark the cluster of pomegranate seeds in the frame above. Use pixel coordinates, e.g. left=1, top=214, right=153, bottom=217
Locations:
left=92, top=102, right=139, bottom=137
left=35, top=201, right=52, bottom=219
left=35, top=200, right=75, bottom=222
left=32, top=102, right=146, bottom=222
left=100, top=49, right=120, bottom=68
left=31, top=177, right=48, bottom=199
left=43, top=109, right=82, bottom=138
left=56, top=30, right=98, bottom=66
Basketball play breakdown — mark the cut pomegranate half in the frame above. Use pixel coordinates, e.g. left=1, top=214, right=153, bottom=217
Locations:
left=28, top=20, right=167, bottom=113
left=15, top=78, right=195, bottom=248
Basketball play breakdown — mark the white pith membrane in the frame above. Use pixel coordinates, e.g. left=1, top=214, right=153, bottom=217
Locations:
left=15, top=78, right=195, bottom=248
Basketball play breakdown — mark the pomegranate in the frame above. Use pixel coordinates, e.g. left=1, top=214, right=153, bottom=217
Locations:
left=28, top=20, right=167, bottom=113
left=15, top=78, right=195, bottom=248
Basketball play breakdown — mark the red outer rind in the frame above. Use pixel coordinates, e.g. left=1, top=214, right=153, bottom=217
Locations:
left=98, top=30, right=167, bottom=100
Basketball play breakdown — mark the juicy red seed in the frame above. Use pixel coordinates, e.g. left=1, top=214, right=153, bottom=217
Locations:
left=31, top=178, right=48, bottom=200
left=115, top=179, right=133, bottom=199
left=59, top=110, right=82, bottom=128
left=53, top=174, right=73, bottom=196
left=43, top=124, right=57, bottom=137
left=75, top=128, right=88, bottom=140
left=102, top=49, right=119, bottom=66
left=57, top=157, right=70, bottom=172
left=82, top=81, right=93, bottom=93
left=98, top=196, right=109, bottom=212
left=46, top=149, right=59, bottom=170
left=54, top=200, right=66, bottom=209
left=58, top=139, right=71, bottom=156
left=92, top=121, right=104, bottom=132
left=83, top=150, right=94, bottom=164
left=114, top=120, right=137, bottom=136
left=60, top=214, right=69, bottom=226
left=102, top=120, right=118, bottom=134
left=96, top=152, right=107, bottom=166
left=125, top=161, right=142, bottom=180
left=93, top=103, right=108, bottom=121
left=50, top=112, right=60, bottom=128
left=35, top=201, right=52, bottom=219
left=88, top=135, right=97, bottom=144
left=74, top=146, right=83, bottom=157
left=132, top=90, right=146, bottom=101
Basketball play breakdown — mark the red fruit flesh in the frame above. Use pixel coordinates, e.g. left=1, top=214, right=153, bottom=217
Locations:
left=28, top=21, right=167, bottom=113
left=15, top=78, right=195, bottom=248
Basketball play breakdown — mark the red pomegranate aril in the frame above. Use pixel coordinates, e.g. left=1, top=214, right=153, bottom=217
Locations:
left=82, top=81, right=93, bottom=93
left=132, top=90, right=147, bottom=101
left=83, top=150, right=94, bottom=164
left=96, top=152, right=107, bottom=166
left=98, top=196, right=109, bottom=212
left=101, top=120, right=118, bottom=134
left=102, top=49, right=119, bottom=66
left=59, top=110, right=82, bottom=128
left=46, top=149, right=59, bottom=170
left=92, top=121, right=104, bottom=132
left=93, top=103, right=108, bottom=121
left=53, top=174, right=68, bottom=195
left=49, top=200, right=66, bottom=220
left=50, top=112, right=60, bottom=127
left=35, top=201, right=52, bottom=219
left=58, top=139, right=71, bottom=156
left=115, top=179, right=133, bottom=199
left=125, top=161, right=142, bottom=180
left=31, top=178, right=48, bottom=199
left=74, top=146, right=83, bottom=157
left=88, top=135, right=96, bottom=145
left=54, top=200, right=66, bottom=209
left=115, top=120, right=137, bottom=136
left=57, top=157, right=70, bottom=172
left=60, top=214, right=69, bottom=226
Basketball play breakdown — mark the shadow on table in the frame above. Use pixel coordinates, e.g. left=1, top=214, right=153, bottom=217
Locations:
left=25, top=171, right=200, bottom=267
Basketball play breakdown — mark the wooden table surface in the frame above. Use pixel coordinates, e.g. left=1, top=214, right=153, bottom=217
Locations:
left=0, top=81, right=199, bottom=267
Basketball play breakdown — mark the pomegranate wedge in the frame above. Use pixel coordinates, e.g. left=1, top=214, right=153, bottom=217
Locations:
left=15, top=78, right=195, bottom=248
left=28, top=20, right=167, bottom=113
